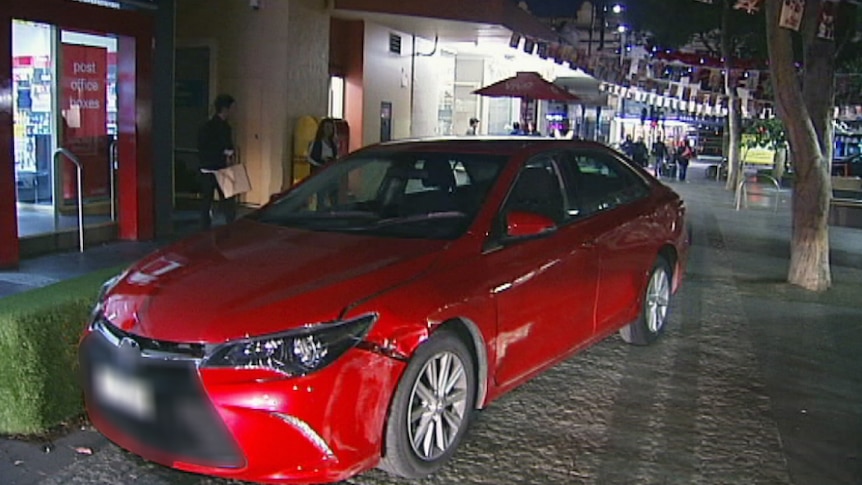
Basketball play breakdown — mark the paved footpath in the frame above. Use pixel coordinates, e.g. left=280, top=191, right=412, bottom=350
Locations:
left=2, top=163, right=861, bottom=485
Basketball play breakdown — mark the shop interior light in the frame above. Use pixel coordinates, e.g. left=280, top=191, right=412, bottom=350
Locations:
left=617, top=25, right=627, bottom=33
left=612, top=4, right=624, bottom=14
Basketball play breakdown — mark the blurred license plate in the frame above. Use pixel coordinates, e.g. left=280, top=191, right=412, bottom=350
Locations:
left=93, top=366, right=154, bottom=420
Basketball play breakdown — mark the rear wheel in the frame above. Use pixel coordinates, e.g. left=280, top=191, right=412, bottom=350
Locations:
left=620, top=258, right=672, bottom=346
left=379, top=330, right=476, bottom=478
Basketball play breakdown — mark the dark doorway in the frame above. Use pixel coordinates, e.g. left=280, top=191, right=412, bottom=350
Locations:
left=380, top=101, right=392, bottom=143
left=173, top=46, right=210, bottom=200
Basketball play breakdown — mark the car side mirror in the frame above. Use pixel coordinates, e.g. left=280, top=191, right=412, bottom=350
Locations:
left=505, top=211, right=557, bottom=239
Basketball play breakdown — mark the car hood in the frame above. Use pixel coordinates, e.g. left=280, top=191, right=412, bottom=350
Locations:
left=100, top=219, right=448, bottom=343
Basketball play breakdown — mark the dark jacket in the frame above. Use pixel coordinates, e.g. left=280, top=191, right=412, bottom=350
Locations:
left=308, top=139, right=338, bottom=167
left=652, top=141, right=668, bottom=159
left=620, top=140, right=634, bottom=157
left=632, top=142, right=649, bottom=165
left=197, top=115, right=233, bottom=170
left=675, top=146, right=693, bottom=165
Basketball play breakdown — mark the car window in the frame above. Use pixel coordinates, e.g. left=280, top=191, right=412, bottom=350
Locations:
left=251, top=151, right=506, bottom=240
left=501, top=155, right=566, bottom=224
left=558, top=150, right=650, bottom=217
left=404, top=160, right=472, bottom=194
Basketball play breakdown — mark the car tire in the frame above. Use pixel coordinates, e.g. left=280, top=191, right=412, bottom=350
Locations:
left=379, top=329, right=476, bottom=479
left=619, top=257, right=673, bottom=346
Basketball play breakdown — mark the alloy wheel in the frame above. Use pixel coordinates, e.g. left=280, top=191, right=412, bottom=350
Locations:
left=646, top=268, right=671, bottom=333
left=406, top=351, right=469, bottom=461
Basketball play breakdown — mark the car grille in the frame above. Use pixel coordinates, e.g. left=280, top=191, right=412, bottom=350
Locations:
left=91, top=316, right=206, bottom=360
left=79, top=318, right=244, bottom=469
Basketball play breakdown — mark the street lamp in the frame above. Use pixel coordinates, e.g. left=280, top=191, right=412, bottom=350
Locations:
left=617, top=25, right=627, bottom=65
left=612, top=4, right=623, bottom=14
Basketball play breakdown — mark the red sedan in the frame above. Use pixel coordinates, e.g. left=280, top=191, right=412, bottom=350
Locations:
left=79, top=138, right=689, bottom=484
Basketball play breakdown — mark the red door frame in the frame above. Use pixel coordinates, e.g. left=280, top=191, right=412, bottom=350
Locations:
left=0, top=0, right=155, bottom=267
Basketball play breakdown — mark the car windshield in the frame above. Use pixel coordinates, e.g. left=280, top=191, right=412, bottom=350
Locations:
left=250, top=151, right=507, bottom=239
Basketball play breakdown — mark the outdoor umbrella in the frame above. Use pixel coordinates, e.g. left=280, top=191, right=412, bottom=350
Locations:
left=472, top=71, right=580, bottom=101
left=472, top=71, right=579, bottom=134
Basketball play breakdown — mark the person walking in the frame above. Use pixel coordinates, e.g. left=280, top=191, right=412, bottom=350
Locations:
left=652, top=138, right=669, bottom=177
left=620, top=134, right=634, bottom=158
left=677, top=141, right=694, bottom=182
left=308, top=118, right=339, bottom=173
left=197, top=94, right=237, bottom=230
left=465, top=117, right=480, bottom=135
left=632, top=136, right=649, bottom=168
left=509, top=121, right=523, bottom=135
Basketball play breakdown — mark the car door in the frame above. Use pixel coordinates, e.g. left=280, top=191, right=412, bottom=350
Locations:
left=563, top=149, right=657, bottom=336
left=487, top=152, right=600, bottom=391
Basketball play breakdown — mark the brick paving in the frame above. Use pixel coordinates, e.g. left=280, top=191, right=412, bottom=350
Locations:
left=2, top=163, right=861, bottom=485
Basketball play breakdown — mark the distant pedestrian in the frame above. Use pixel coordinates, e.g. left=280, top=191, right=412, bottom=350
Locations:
left=620, top=135, right=634, bottom=158
left=510, top=122, right=523, bottom=135
left=197, top=93, right=237, bottom=230
left=676, top=141, right=694, bottom=181
left=466, top=117, right=480, bottom=135
left=526, top=122, right=542, bottom=137
left=652, top=138, right=669, bottom=177
left=632, top=136, right=649, bottom=167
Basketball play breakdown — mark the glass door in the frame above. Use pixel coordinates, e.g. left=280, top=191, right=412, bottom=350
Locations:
left=57, top=30, right=117, bottom=230
left=12, top=20, right=119, bottom=238
left=12, top=20, right=57, bottom=236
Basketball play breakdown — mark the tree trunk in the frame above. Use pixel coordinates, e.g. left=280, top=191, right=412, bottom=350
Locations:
left=722, top=0, right=743, bottom=192
left=765, top=0, right=831, bottom=291
left=772, top=147, right=786, bottom=181
left=726, top=98, right=743, bottom=191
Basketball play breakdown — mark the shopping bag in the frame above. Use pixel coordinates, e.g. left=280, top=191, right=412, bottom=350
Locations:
left=215, top=164, right=251, bottom=198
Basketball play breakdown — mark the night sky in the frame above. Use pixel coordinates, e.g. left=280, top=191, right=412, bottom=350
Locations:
left=520, top=0, right=592, bottom=17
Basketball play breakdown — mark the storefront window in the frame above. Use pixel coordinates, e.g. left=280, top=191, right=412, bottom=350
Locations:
left=12, top=19, right=120, bottom=237
left=13, top=20, right=55, bottom=207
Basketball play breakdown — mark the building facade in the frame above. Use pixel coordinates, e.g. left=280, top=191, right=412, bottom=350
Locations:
left=1, top=0, right=175, bottom=267
left=1, top=0, right=596, bottom=267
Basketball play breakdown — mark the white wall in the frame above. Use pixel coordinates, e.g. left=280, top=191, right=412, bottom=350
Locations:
left=361, top=22, right=412, bottom=147
left=411, top=42, right=454, bottom=138
left=360, top=26, right=456, bottom=143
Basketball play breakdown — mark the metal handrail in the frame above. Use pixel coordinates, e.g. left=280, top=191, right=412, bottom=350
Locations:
left=109, top=140, right=118, bottom=221
left=736, top=173, right=782, bottom=213
left=53, top=148, right=85, bottom=252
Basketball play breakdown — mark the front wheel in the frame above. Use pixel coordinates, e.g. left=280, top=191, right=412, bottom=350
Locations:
left=379, top=330, right=476, bottom=479
left=620, top=258, right=672, bottom=346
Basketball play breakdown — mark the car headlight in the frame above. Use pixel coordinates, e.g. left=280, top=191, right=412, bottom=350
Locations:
left=202, top=314, right=377, bottom=376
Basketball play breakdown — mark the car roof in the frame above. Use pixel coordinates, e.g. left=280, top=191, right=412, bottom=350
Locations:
left=358, top=137, right=614, bottom=157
